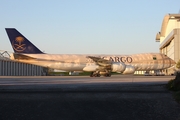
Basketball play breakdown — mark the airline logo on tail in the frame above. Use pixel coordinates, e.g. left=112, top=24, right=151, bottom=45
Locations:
left=13, top=36, right=26, bottom=52
left=5, top=28, right=43, bottom=54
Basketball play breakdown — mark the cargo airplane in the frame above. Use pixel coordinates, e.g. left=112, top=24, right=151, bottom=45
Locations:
left=5, top=28, right=175, bottom=77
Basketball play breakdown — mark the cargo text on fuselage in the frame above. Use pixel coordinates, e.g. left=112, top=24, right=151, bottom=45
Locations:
left=87, top=56, right=133, bottom=63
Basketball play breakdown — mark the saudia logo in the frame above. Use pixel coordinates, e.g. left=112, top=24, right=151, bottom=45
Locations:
left=12, top=36, right=26, bottom=52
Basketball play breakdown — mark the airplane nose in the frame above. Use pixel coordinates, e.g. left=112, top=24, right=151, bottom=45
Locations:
left=170, top=59, right=176, bottom=67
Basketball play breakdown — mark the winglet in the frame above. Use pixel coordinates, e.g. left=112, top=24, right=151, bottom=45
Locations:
left=5, top=28, right=43, bottom=54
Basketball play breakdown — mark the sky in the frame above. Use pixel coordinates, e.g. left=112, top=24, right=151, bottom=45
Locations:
left=0, top=0, right=180, bottom=55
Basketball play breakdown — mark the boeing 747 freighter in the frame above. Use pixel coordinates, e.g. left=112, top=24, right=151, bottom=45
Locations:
left=5, top=28, right=175, bottom=77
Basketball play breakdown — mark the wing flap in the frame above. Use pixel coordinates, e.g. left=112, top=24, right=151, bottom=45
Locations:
left=87, top=56, right=112, bottom=67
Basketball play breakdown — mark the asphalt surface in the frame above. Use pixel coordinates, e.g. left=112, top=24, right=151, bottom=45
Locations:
left=0, top=75, right=180, bottom=120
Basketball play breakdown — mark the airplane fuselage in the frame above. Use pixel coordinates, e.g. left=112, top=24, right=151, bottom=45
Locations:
left=5, top=28, right=176, bottom=76
left=11, top=53, right=175, bottom=72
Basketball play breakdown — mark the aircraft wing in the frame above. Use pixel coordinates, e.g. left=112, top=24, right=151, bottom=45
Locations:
left=87, top=56, right=111, bottom=67
left=86, top=56, right=127, bottom=75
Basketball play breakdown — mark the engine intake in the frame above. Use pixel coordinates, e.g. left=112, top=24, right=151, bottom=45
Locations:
left=111, top=62, right=126, bottom=72
left=123, top=65, right=135, bottom=74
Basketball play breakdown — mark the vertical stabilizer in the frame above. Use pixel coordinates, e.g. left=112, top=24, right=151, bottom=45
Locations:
left=5, top=28, right=43, bottom=54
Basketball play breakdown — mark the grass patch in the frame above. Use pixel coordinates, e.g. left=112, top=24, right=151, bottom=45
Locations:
left=166, top=79, right=175, bottom=90
left=174, top=91, right=180, bottom=104
left=47, top=72, right=124, bottom=76
left=167, top=79, right=180, bottom=104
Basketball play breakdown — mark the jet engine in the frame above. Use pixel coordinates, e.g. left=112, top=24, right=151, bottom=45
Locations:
left=111, top=62, right=126, bottom=73
left=83, top=65, right=99, bottom=71
left=122, top=65, right=135, bottom=74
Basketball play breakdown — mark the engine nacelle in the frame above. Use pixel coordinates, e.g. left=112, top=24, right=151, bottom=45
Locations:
left=111, top=62, right=126, bottom=72
left=83, top=65, right=99, bottom=72
left=123, top=65, right=135, bottom=74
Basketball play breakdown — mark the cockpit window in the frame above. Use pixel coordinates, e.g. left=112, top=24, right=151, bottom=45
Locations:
left=153, top=55, right=156, bottom=60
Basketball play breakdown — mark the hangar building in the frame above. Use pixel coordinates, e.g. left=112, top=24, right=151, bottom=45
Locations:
left=156, top=13, right=180, bottom=74
left=0, top=51, right=46, bottom=76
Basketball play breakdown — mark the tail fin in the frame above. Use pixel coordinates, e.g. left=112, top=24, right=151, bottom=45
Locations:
left=5, top=28, right=43, bottom=54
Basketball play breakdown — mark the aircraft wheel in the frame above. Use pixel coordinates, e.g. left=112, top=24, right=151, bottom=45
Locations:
left=94, top=73, right=100, bottom=77
left=104, top=73, right=111, bottom=77
left=90, top=72, right=94, bottom=77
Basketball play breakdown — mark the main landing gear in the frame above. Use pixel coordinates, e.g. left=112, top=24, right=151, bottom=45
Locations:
left=104, top=73, right=111, bottom=77
left=90, top=71, right=111, bottom=77
left=90, top=72, right=100, bottom=77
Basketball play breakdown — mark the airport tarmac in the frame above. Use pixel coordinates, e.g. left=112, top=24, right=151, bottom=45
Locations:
left=0, top=75, right=176, bottom=92
left=0, top=75, right=180, bottom=120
